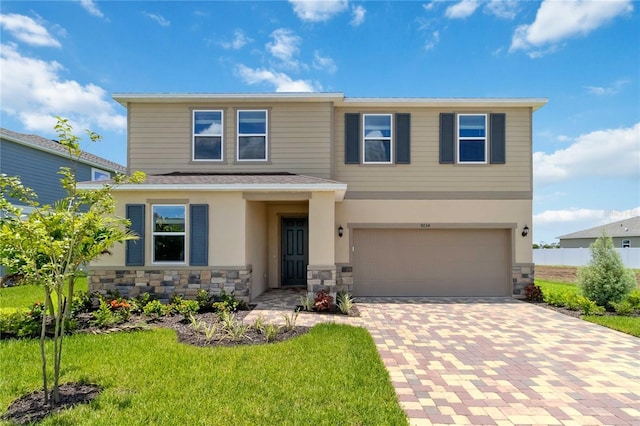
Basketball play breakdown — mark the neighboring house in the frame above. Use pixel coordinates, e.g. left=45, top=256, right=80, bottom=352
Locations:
left=558, top=216, right=640, bottom=249
left=0, top=127, right=127, bottom=277
left=78, top=93, right=546, bottom=302
left=0, top=127, right=127, bottom=211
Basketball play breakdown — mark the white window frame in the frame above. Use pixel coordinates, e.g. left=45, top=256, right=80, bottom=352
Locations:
left=151, top=204, right=187, bottom=265
left=193, top=110, right=224, bottom=161
left=237, top=109, right=268, bottom=162
left=457, top=113, right=488, bottom=164
left=363, top=113, right=393, bottom=164
left=91, top=168, right=111, bottom=181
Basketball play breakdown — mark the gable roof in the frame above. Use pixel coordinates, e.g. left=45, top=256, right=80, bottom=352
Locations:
left=558, top=216, right=640, bottom=239
left=0, top=127, right=126, bottom=173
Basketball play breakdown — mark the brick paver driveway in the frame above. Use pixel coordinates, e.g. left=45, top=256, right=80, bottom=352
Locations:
left=358, top=297, right=640, bottom=426
left=248, top=293, right=640, bottom=425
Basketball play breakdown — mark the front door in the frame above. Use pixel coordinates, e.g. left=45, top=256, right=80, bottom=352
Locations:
left=281, top=217, right=308, bottom=286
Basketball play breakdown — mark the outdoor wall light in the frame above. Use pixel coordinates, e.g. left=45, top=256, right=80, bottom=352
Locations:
left=521, top=225, right=529, bottom=237
left=338, top=225, right=344, bottom=238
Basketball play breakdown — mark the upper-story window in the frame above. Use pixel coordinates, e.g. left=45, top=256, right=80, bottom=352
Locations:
left=152, top=204, right=186, bottom=263
left=457, top=114, right=487, bottom=163
left=237, top=110, right=268, bottom=161
left=193, top=110, right=223, bottom=161
left=363, top=114, right=393, bottom=164
left=622, top=239, right=630, bottom=248
left=91, top=168, right=111, bottom=181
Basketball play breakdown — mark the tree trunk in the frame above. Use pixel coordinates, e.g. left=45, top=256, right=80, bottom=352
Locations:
left=40, top=287, right=49, bottom=406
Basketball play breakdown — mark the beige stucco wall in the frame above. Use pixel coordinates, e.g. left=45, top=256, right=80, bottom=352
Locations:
left=335, top=199, right=532, bottom=265
left=245, top=200, right=268, bottom=297
left=127, top=102, right=333, bottom=178
left=333, top=107, right=533, bottom=194
left=308, top=192, right=336, bottom=267
left=91, top=191, right=247, bottom=268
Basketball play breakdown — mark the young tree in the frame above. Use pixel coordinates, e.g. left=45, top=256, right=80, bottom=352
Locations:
left=0, top=118, right=144, bottom=405
left=578, top=232, right=636, bottom=307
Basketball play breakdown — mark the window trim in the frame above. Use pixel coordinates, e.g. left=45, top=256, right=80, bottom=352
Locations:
left=457, top=113, right=488, bottom=164
left=91, top=168, right=111, bottom=181
left=151, top=204, right=187, bottom=265
left=237, top=109, right=268, bottom=162
left=622, top=239, right=631, bottom=248
left=192, top=109, right=224, bottom=162
left=362, top=113, right=393, bottom=164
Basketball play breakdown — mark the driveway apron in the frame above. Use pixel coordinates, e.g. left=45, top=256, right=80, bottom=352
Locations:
left=247, top=293, right=640, bottom=425
left=358, top=297, right=640, bottom=426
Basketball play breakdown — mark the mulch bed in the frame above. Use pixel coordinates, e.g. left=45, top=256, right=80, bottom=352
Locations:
left=1, top=383, right=102, bottom=425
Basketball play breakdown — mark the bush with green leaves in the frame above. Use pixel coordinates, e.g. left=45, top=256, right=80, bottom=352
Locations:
left=174, top=300, right=200, bottom=321
left=609, top=300, right=635, bottom=316
left=143, top=299, right=171, bottom=318
left=542, top=289, right=569, bottom=307
left=0, top=302, right=46, bottom=338
left=578, top=233, right=636, bottom=307
left=212, top=290, right=245, bottom=313
left=578, top=297, right=605, bottom=315
left=196, top=289, right=214, bottom=311
left=336, top=292, right=354, bottom=314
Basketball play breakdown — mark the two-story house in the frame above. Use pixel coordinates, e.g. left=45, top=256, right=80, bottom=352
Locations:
left=79, top=93, right=546, bottom=302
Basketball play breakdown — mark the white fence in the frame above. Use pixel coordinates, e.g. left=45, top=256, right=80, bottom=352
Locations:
left=533, top=248, right=640, bottom=268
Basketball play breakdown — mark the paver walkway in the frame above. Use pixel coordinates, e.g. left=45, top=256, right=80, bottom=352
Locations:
left=246, top=291, right=640, bottom=426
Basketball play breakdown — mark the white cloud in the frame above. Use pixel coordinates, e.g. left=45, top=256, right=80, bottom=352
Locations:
left=143, top=12, right=170, bottom=27
left=312, top=51, right=337, bottom=74
left=485, top=0, right=518, bottom=20
left=445, top=0, right=480, bottom=19
left=351, top=5, right=366, bottom=26
left=510, top=0, right=633, bottom=56
left=78, top=0, right=104, bottom=18
left=533, top=123, right=640, bottom=186
left=289, top=0, right=348, bottom=22
left=221, top=29, right=252, bottom=50
left=0, top=13, right=61, bottom=47
left=235, top=64, right=318, bottom=92
left=585, top=79, right=630, bottom=96
left=424, top=30, right=440, bottom=51
left=267, top=28, right=301, bottom=64
left=0, top=43, right=126, bottom=134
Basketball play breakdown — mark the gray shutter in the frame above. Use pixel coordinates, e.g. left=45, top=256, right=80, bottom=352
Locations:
left=490, top=113, right=506, bottom=164
left=395, top=113, right=411, bottom=164
left=126, top=204, right=145, bottom=266
left=345, top=113, right=360, bottom=164
left=190, top=204, right=208, bottom=266
left=439, top=113, right=455, bottom=164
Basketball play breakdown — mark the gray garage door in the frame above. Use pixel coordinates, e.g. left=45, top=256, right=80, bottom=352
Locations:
left=353, top=228, right=510, bottom=297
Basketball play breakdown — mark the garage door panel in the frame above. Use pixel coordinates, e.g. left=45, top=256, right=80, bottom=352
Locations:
left=353, top=229, right=510, bottom=297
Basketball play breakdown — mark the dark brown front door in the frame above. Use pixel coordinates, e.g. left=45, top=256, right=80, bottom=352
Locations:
left=281, top=217, right=308, bottom=286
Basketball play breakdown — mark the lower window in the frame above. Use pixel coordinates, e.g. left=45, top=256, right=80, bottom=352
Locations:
left=152, top=205, right=185, bottom=263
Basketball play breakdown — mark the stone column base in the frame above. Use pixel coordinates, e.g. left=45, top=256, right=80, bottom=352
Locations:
left=306, top=265, right=337, bottom=301
left=512, top=263, right=534, bottom=298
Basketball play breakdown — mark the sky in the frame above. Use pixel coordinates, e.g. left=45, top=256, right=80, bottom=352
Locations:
left=0, top=0, right=638, bottom=245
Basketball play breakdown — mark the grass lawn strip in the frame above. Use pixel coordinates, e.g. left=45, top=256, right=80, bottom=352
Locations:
left=1, top=303, right=407, bottom=424
left=0, top=277, right=88, bottom=314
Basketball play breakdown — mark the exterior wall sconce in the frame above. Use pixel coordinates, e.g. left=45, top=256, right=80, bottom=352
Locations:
left=338, top=225, right=344, bottom=238
left=521, top=225, right=529, bottom=237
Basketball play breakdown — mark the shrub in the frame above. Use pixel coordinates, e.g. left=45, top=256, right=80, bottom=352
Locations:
left=299, top=295, right=314, bottom=312
left=0, top=306, right=43, bottom=338
left=91, top=300, right=122, bottom=328
left=282, top=311, right=298, bottom=332
left=626, top=290, right=640, bottom=310
left=129, top=293, right=153, bottom=314
left=143, top=300, right=171, bottom=318
left=196, top=289, right=214, bottom=311
left=212, top=291, right=245, bottom=313
left=252, top=315, right=266, bottom=334
left=523, top=282, right=543, bottom=302
left=336, top=292, right=354, bottom=314
left=578, top=297, right=605, bottom=316
left=609, top=300, right=634, bottom=316
left=314, top=290, right=334, bottom=312
left=174, top=300, right=200, bottom=321
left=564, top=293, right=583, bottom=311
left=264, top=324, right=280, bottom=342
left=70, top=291, right=94, bottom=316
left=578, top=233, right=636, bottom=307
left=543, top=289, right=568, bottom=307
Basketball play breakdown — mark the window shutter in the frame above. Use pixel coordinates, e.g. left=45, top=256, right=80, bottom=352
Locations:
left=189, top=204, right=209, bottom=266
left=439, top=113, right=455, bottom=164
left=125, top=204, right=145, bottom=266
left=345, top=113, right=360, bottom=164
left=490, top=113, right=506, bottom=164
left=395, top=113, right=411, bottom=164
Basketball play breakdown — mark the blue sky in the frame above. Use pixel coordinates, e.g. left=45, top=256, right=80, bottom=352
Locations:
left=1, top=0, right=638, bottom=244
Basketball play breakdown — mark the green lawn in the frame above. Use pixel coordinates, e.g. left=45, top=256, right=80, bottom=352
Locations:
left=0, top=276, right=88, bottom=314
left=0, top=324, right=407, bottom=425
left=535, top=279, right=640, bottom=338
